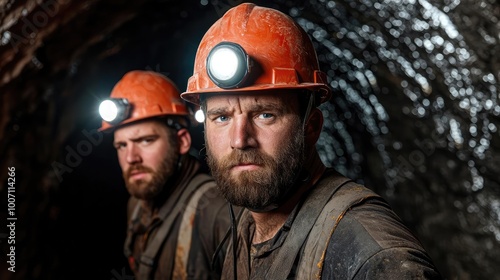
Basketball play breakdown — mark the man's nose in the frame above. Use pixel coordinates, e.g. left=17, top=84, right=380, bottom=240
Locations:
left=230, top=117, right=257, bottom=150
left=125, top=144, right=142, bottom=164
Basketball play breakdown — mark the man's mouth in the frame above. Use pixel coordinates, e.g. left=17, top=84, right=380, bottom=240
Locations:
left=231, top=162, right=260, bottom=171
left=129, top=169, right=149, bottom=179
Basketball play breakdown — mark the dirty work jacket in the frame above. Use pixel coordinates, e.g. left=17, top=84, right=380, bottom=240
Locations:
left=125, top=155, right=230, bottom=280
left=221, top=168, right=443, bottom=279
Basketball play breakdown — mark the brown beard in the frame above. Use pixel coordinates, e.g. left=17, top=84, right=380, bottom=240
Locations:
left=123, top=136, right=179, bottom=201
left=206, top=122, right=305, bottom=210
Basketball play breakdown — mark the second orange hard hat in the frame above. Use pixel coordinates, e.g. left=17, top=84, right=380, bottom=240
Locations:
left=99, top=70, right=189, bottom=132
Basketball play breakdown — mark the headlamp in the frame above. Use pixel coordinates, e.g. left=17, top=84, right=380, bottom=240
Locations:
left=206, top=42, right=251, bottom=89
left=99, top=98, right=130, bottom=124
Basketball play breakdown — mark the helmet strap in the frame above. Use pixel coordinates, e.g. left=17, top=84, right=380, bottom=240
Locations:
left=301, top=91, right=316, bottom=130
left=165, top=117, right=188, bottom=131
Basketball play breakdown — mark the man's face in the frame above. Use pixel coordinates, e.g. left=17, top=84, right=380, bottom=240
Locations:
left=113, top=120, right=179, bottom=200
left=204, top=93, right=305, bottom=210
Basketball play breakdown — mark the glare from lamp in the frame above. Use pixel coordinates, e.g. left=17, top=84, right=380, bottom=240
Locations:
left=195, top=109, right=205, bottom=123
left=99, top=100, right=119, bottom=122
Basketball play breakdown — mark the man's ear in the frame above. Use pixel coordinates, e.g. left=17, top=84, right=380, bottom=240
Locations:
left=176, top=128, right=192, bottom=155
left=304, top=108, right=323, bottom=145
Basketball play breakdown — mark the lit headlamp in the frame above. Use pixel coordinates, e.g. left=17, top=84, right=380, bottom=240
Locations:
left=99, top=98, right=130, bottom=124
left=206, top=42, right=252, bottom=89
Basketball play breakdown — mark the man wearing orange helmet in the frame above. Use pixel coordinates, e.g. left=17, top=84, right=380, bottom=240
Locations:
left=99, top=70, right=230, bottom=280
left=182, top=3, right=442, bottom=279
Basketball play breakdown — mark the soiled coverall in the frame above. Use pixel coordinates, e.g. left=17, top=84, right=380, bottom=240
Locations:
left=220, top=168, right=443, bottom=280
left=125, top=155, right=230, bottom=280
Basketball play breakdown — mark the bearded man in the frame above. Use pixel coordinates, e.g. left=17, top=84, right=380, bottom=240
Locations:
left=181, top=3, right=443, bottom=279
left=99, top=70, right=230, bottom=280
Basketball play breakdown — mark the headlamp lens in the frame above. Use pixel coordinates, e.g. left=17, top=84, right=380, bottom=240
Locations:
left=208, top=48, right=239, bottom=81
left=99, top=98, right=130, bottom=124
left=206, top=42, right=250, bottom=89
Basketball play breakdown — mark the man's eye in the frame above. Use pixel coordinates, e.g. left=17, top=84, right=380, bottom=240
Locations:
left=115, top=143, right=126, bottom=150
left=141, top=138, right=154, bottom=144
left=259, top=113, right=274, bottom=119
left=215, top=116, right=229, bottom=122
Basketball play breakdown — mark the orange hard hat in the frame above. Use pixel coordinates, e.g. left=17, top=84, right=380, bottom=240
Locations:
left=99, top=70, right=189, bottom=132
left=181, top=3, right=331, bottom=105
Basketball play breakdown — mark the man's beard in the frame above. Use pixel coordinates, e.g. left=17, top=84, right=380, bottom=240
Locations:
left=206, top=123, right=305, bottom=210
left=123, top=147, right=178, bottom=201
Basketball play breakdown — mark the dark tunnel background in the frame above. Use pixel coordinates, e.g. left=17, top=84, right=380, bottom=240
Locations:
left=0, top=0, right=499, bottom=279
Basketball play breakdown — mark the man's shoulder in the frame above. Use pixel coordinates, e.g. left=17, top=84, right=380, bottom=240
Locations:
left=314, top=169, right=384, bottom=218
left=315, top=170, right=421, bottom=252
left=317, top=169, right=377, bottom=193
left=188, top=172, right=221, bottom=196
left=318, top=181, right=442, bottom=279
left=186, top=173, right=232, bottom=257
left=187, top=172, right=228, bottom=213
left=323, top=206, right=442, bottom=279
left=332, top=199, right=423, bottom=251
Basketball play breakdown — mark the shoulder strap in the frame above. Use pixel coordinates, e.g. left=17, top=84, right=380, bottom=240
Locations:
left=124, top=200, right=142, bottom=258
left=297, top=182, right=381, bottom=279
left=265, top=170, right=352, bottom=280
left=137, top=173, right=214, bottom=280
left=172, top=178, right=217, bottom=279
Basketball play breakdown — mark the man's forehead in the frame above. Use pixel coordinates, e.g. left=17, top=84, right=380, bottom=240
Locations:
left=206, top=92, right=297, bottom=108
left=114, top=119, right=164, bottom=139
